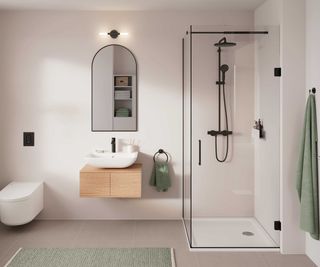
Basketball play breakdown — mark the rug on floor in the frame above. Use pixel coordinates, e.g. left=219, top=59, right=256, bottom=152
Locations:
left=5, top=248, right=175, bottom=267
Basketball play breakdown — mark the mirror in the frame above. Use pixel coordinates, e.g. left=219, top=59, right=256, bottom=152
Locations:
left=92, top=44, right=137, bottom=131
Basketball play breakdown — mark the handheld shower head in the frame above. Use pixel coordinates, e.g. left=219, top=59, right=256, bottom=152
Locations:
left=220, top=64, right=229, bottom=73
left=220, top=64, right=229, bottom=83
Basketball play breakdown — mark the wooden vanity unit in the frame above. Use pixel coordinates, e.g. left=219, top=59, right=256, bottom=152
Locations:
left=80, top=164, right=142, bottom=198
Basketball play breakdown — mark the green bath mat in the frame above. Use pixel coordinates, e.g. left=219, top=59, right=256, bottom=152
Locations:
left=5, top=248, right=175, bottom=267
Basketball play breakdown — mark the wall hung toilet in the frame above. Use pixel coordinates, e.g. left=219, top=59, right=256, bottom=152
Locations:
left=0, top=182, right=43, bottom=226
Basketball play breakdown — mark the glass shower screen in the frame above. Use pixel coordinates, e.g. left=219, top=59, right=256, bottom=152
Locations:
left=182, top=25, right=280, bottom=249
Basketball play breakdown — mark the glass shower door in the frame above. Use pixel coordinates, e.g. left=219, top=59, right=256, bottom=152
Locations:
left=182, top=29, right=191, bottom=246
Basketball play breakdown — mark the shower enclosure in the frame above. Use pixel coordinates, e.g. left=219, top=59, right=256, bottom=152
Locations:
left=182, top=25, right=280, bottom=249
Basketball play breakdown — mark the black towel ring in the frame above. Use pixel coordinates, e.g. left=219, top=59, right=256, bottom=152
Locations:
left=153, top=149, right=169, bottom=163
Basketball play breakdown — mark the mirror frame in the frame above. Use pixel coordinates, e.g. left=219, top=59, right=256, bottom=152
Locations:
left=91, top=44, right=138, bottom=132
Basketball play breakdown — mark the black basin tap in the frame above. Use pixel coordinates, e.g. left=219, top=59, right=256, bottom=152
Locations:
left=111, top=137, right=116, bottom=153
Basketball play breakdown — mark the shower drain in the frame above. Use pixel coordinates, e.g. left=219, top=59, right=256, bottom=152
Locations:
left=242, top=231, right=254, bottom=236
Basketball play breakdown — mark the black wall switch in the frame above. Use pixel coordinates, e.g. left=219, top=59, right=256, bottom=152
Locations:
left=23, top=132, right=34, bottom=146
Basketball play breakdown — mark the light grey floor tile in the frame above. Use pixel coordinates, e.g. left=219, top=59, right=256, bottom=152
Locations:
left=175, top=249, right=200, bottom=267
left=76, top=220, right=136, bottom=242
left=196, top=252, right=268, bottom=267
left=13, top=220, right=83, bottom=246
left=134, top=220, right=185, bottom=242
left=261, top=252, right=317, bottom=267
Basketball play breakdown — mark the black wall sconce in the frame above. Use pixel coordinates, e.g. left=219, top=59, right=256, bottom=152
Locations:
left=99, top=29, right=128, bottom=39
left=108, top=30, right=120, bottom=39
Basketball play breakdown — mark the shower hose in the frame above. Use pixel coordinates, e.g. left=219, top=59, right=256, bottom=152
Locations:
left=215, top=83, right=229, bottom=163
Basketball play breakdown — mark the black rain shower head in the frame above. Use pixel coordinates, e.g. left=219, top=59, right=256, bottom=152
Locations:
left=214, top=37, right=237, bottom=47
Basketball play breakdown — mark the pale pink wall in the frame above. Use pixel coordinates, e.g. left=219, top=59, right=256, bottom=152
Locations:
left=0, top=10, right=253, bottom=219
left=191, top=31, right=256, bottom=218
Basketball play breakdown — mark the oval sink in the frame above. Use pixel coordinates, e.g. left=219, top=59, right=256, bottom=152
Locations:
left=85, top=151, right=138, bottom=168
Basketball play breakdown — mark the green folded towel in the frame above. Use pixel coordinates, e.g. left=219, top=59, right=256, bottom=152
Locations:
left=296, top=94, right=319, bottom=240
left=116, top=108, right=130, bottom=112
left=116, top=114, right=130, bottom=117
left=115, top=108, right=131, bottom=117
left=149, top=162, right=171, bottom=192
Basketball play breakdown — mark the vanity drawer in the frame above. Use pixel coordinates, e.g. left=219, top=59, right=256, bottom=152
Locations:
left=79, top=164, right=142, bottom=198
left=80, top=173, right=110, bottom=197
left=110, top=172, right=141, bottom=198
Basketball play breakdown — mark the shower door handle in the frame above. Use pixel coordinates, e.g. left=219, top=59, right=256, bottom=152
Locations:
left=198, top=139, right=202, bottom=166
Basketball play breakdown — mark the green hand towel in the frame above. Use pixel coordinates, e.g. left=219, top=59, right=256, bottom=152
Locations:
left=149, top=162, right=171, bottom=192
left=296, top=94, right=319, bottom=240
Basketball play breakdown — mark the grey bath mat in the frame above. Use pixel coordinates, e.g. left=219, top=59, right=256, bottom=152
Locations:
left=5, top=248, right=175, bottom=267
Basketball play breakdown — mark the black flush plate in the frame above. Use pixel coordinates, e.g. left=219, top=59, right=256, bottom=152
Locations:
left=23, top=132, right=34, bottom=146
left=274, top=220, right=281, bottom=231
left=274, top=68, right=281, bottom=77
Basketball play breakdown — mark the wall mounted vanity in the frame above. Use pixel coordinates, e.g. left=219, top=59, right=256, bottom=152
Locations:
left=80, top=164, right=142, bottom=198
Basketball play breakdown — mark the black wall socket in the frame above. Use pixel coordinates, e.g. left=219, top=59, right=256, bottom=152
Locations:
left=23, top=132, right=34, bottom=146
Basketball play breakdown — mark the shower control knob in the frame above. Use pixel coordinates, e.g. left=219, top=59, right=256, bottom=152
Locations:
left=207, top=130, right=219, bottom=136
left=207, top=130, right=232, bottom=136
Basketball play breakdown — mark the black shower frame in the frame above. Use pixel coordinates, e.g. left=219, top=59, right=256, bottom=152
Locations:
left=182, top=26, right=280, bottom=249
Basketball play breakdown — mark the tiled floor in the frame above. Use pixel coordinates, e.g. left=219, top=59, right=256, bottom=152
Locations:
left=0, top=220, right=316, bottom=267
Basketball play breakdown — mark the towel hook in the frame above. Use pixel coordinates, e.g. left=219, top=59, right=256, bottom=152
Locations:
left=153, top=149, right=169, bottom=163
left=309, top=88, right=316, bottom=94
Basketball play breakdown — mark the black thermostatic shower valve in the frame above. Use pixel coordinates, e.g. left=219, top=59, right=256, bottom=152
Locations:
left=23, top=132, right=34, bottom=146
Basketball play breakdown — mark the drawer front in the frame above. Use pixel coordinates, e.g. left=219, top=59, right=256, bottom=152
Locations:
left=110, top=172, right=141, bottom=198
left=80, top=173, right=110, bottom=197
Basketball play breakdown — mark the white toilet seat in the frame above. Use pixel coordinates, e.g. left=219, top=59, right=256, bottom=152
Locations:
left=0, top=182, right=43, bottom=226
left=0, top=182, right=42, bottom=202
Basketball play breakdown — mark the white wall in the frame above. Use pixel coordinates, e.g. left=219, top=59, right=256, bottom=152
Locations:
left=0, top=10, right=253, bottom=219
left=0, top=14, right=4, bottom=190
left=305, top=0, right=320, bottom=265
left=280, top=0, right=306, bottom=254
left=255, top=0, right=306, bottom=254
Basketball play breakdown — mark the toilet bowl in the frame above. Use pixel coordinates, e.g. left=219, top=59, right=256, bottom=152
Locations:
left=0, top=182, right=43, bottom=226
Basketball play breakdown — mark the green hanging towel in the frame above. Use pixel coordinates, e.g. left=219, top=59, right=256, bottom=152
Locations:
left=296, top=94, right=319, bottom=240
left=149, top=162, right=171, bottom=192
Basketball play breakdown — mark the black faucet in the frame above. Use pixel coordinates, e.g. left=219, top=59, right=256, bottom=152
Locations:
left=111, top=137, right=116, bottom=153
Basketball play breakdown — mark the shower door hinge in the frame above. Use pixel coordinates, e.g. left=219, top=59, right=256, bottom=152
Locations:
left=274, top=68, right=281, bottom=77
left=274, top=221, right=281, bottom=231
